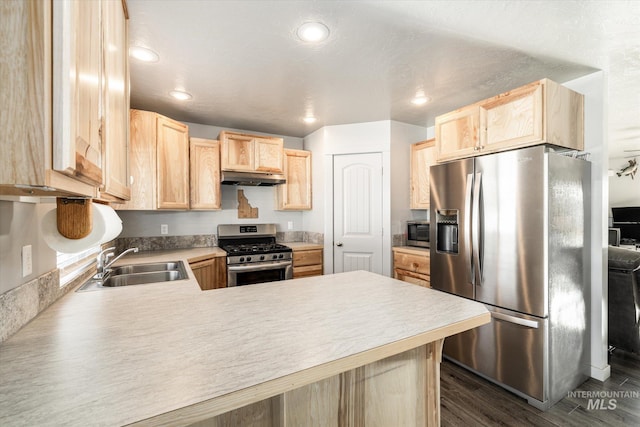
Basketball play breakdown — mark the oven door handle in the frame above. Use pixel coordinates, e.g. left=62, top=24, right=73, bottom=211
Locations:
left=227, top=260, right=292, bottom=272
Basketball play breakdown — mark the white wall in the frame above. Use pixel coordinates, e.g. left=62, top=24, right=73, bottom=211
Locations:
left=0, top=200, right=57, bottom=294
left=303, top=120, right=428, bottom=276
left=389, top=122, right=432, bottom=237
left=118, top=122, right=305, bottom=238
left=301, top=127, right=326, bottom=235
left=563, top=71, right=610, bottom=381
left=609, top=159, right=640, bottom=207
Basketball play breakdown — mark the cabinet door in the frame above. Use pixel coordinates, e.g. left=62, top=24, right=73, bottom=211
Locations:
left=53, top=0, right=104, bottom=186
left=276, top=149, right=311, bottom=210
left=190, top=138, right=221, bottom=210
left=254, top=137, right=284, bottom=173
left=410, top=139, right=435, bottom=209
left=156, top=115, right=189, bottom=209
left=100, top=0, right=130, bottom=201
left=482, top=82, right=543, bottom=153
left=191, top=257, right=227, bottom=290
left=115, top=109, right=156, bottom=210
left=435, top=105, right=483, bottom=162
left=190, top=258, right=215, bottom=290
left=0, top=0, right=49, bottom=190
left=221, top=132, right=254, bottom=171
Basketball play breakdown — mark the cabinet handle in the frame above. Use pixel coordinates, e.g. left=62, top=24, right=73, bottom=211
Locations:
left=336, top=242, right=343, bottom=247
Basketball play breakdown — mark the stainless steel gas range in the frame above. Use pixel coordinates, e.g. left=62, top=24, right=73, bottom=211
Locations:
left=217, top=224, right=293, bottom=286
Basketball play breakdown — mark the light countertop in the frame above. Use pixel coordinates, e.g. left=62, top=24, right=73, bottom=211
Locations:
left=283, top=242, right=323, bottom=251
left=0, top=265, right=488, bottom=426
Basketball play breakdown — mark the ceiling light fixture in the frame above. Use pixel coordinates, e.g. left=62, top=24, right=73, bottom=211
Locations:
left=303, top=116, right=317, bottom=124
left=411, top=95, right=430, bottom=106
left=296, top=22, right=330, bottom=43
left=169, top=90, right=192, bottom=101
left=129, top=46, right=159, bottom=62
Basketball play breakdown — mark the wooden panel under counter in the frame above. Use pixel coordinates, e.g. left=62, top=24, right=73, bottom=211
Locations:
left=393, top=246, right=430, bottom=288
left=287, top=242, right=323, bottom=278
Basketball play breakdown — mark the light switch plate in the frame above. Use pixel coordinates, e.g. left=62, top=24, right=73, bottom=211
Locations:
left=287, top=221, right=293, bottom=230
left=22, top=245, right=32, bottom=277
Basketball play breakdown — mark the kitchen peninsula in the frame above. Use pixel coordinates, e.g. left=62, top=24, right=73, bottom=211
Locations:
left=0, top=263, right=489, bottom=426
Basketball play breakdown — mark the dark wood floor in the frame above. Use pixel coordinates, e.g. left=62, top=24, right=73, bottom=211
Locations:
left=441, top=349, right=640, bottom=426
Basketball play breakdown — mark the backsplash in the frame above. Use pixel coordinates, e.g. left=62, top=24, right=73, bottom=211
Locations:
left=116, top=232, right=324, bottom=252
left=115, top=235, right=218, bottom=253
left=393, top=233, right=407, bottom=247
left=277, top=231, right=324, bottom=244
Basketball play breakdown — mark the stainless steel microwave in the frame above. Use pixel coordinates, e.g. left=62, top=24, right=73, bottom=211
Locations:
left=407, top=221, right=430, bottom=248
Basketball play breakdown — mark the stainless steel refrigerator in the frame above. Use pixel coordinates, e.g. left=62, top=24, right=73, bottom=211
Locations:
left=429, top=145, right=591, bottom=410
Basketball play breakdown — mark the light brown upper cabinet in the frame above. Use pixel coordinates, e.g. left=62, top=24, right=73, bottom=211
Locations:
left=435, top=79, right=584, bottom=162
left=435, top=105, right=483, bottom=162
left=116, top=110, right=189, bottom=210
left=0, top=0, right=128, bottom=198
left=100, top=0, right=130, bottom=202
left=410, top=139, right=436, bottom=210
left=276, top=149, right=312, bottom=210
left=190, top=138, right=221, bottom=210
left=219, top=131, right=284, bottom=174
left=53, top=0, right=104, bottom=187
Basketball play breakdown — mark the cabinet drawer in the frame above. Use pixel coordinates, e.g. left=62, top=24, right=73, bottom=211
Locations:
left=293, top=265, right=323, bottom=279
left=394, top=269, right=430, bottom=288
left=293, top=249, right=323, bottom=267
left=393, top=252, right=430, bottom=275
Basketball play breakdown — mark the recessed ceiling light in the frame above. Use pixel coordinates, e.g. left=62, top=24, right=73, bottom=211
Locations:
left=303, top=116, right=317, bottom=124
left=411, top=95, right=430, bottom=106
left=296, top=22, right=330, bottom=43
left=129, top=46, right=159, bottom=62
left=169, top=90, right=192, bottom=101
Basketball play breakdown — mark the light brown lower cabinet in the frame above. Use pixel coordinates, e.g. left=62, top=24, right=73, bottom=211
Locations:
left=393, top=247, right=430, bottom=288
left=190, top=256, right=227, bottom=290
left=292, top=248, right=323, bottom=278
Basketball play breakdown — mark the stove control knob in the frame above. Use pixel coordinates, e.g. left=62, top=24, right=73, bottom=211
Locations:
left=272, top=254, right=278, bottom=259
left=260, top=255, right=265, bottom=261
left=278, top=254, right=284, bottom=259
left=246, top=256, right=252, bottom=262
left=239, top=257, right=245, bottom=263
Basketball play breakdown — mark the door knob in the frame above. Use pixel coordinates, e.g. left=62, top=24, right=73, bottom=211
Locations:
left=336, top=242, right=343, bottom=247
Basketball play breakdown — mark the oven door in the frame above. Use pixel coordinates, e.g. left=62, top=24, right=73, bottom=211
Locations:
left=227, top=260, right=293, bottom=286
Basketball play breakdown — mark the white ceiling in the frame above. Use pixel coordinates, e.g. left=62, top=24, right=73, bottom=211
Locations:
left=127, top=0, right=640, bottom=161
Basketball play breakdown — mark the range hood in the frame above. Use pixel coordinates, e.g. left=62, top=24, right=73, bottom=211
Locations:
left=221, top=171, right=286, bottom=186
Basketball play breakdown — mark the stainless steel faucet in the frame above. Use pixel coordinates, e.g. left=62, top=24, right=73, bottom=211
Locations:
left=96, top=247, right=139, bottom=278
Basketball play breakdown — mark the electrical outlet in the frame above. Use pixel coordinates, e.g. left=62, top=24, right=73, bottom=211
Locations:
left=161, top=224, right=169, bottom=235
left=22, top=245, right=32, bottom=277
left=287, top=221, right=293, bottom=230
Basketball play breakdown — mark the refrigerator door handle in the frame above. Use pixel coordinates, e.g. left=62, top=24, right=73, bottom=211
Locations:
left=472, top=172, right=482, bottom=285
left=491, top=312, right=540, bottom=329
left=465, top=173, right=474, bottom=286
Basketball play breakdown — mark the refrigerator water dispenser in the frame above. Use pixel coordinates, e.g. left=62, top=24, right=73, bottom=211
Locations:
left=436, top=210, right=459, bottom=254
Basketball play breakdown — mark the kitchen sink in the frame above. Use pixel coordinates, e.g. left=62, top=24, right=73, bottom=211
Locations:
left=76, top=261, right=188, bottom=292
left=109, top=262, right=184, bottom=276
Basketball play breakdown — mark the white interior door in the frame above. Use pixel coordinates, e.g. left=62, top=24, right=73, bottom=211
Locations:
left=333, top=153, right=383, bottom=274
